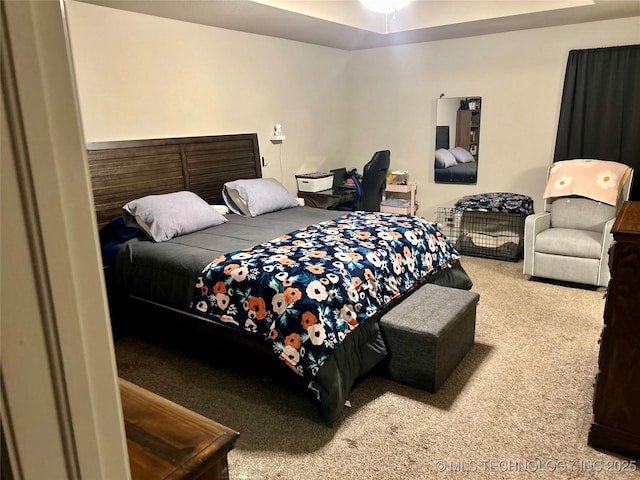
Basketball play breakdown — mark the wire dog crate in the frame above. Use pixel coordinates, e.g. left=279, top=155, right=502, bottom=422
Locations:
left=436, top=207, right=526, bottom=262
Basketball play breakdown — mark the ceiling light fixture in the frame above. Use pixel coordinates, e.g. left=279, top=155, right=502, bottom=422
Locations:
left=360, top=0, right=411, bottom=34
left=360, top=0, right=411, bottom=15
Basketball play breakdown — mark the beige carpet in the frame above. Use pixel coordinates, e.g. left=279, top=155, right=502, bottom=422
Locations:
left=114, top=256, right=638, bottom=479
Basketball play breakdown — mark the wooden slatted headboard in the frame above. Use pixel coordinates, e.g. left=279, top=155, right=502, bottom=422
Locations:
left=87, top=134, right=261, bottom=228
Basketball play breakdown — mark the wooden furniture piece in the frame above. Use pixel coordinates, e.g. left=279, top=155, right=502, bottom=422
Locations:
left=455, top=108, right=481, bottom=160
left=297, top=188, right=357, bottom=209
left=120, top=378, right=240, bottom=480
left=588, top=201, right=640, bottom=458
left=381, top=182, right=417, bottom=215
left=87, top=134, right=261, bottom=229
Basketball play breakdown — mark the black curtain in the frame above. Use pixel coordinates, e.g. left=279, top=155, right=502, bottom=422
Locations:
left=554, top=44, right=640, bottom=200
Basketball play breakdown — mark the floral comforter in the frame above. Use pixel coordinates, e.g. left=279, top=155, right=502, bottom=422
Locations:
left=189, top=211, right=460, bottom=392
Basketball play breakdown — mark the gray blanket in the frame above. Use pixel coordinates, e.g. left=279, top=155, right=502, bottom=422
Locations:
left=117, top=206, right=339, bottom=307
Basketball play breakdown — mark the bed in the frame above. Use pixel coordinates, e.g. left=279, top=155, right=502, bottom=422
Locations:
left=434, top=125, right=478, bottom=184
left=89, top=133, right=474, bottom=425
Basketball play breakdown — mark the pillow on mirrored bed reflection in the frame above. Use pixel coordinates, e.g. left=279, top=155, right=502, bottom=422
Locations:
left=122, top=191, right=227, bottom=242
left=435, top=148, right=458, bottom=168
left=222, top=177, right=300, bottom=217
left=449, top=147, right=475, bottom=164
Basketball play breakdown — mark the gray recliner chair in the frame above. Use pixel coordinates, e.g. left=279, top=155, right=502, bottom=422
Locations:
left=523, top=168, right=633, bottom=287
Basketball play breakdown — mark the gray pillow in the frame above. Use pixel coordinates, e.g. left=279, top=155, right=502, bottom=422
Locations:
left=435, top=148, right=458, bottom=168
left=122, top=191, right=227, bottom=242
left=222, top=178, right=300, bottom=217
left=450, top=147, right=475, bottom=164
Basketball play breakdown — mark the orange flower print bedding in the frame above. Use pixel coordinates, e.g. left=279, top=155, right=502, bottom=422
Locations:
left=190, top=211, right=460, bottom=383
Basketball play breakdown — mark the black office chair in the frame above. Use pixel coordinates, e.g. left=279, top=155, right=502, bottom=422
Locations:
left=332, top=150, right=390, bottom=212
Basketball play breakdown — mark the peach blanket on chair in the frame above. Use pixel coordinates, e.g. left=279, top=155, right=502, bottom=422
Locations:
left=543, top=159, right=631, bottom=206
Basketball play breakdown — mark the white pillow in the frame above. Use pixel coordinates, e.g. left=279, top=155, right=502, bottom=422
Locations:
left=211, top=204, right=230, bottom=215
left=435, top=148, right=458, bottom=168
left=450, top=147, right=475, bottom=164
left=222, top=178, right=300, bottom=217
left=122, top=191, right=227, bottom=242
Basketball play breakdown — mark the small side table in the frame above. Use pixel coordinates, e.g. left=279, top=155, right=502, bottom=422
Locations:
left=381, top=182, right=417, bottom=215
left=120, top=378, right=239, bottom=480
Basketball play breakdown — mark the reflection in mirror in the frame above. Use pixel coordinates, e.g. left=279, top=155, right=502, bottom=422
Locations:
left=435, top=96, right=481, bottom=184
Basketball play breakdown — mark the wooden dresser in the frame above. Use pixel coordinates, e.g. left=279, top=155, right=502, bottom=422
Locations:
left=588, top=201, right=640, bottom=458
left=120, top=378, right=240, bottom=479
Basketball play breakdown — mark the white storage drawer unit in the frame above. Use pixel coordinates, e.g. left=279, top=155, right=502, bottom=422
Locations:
left=296, top=172, right=333, bottom=192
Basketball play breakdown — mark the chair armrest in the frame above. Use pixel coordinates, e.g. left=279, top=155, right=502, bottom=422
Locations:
left=525, top=212, right=551, bottom=236
left=597, top=217, right=616, bottom=285
left=523, top=212, right=551, bottom=275
left=602, top=217, right=615, bottom=247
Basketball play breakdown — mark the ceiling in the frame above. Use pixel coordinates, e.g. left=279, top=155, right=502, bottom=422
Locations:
left=77, top=0, right=640, bottom=50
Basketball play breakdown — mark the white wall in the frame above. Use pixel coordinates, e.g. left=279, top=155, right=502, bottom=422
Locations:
left=347, top=18, right=640, bottom=217
left=66, top=0, right=351, bottom=193
left=66, top=1, right=639, bottom=213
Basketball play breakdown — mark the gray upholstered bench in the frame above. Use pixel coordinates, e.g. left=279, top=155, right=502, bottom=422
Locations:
left=378, top=283, right=479, bottom=392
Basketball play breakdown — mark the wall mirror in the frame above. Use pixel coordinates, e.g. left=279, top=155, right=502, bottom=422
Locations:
left=434, top=96, right=481, bottom=184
